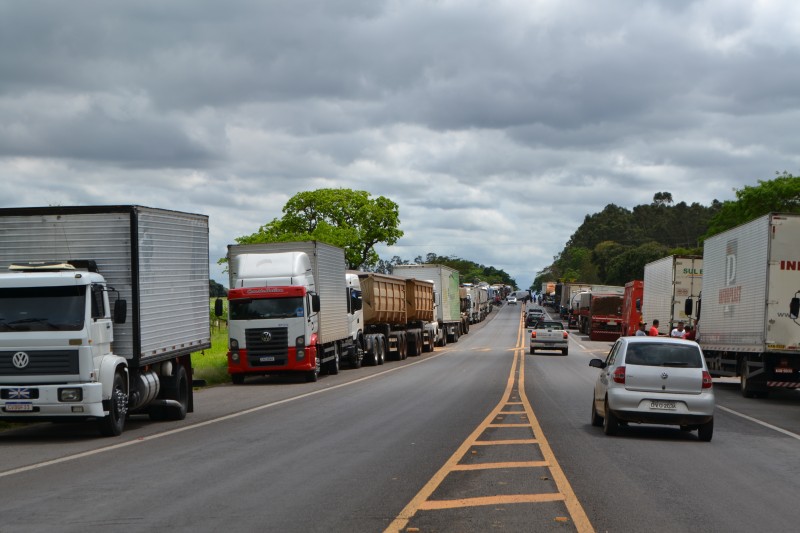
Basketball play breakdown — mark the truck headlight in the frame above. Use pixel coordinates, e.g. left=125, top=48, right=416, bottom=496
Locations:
left=230, top=338, right=240, bottom=351
left=296, top=336, right=306, bottom=360
left=59, top=388, right=83, bottom=402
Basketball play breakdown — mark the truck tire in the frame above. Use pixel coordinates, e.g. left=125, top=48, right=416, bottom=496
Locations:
left=376, top=335, right=386, bottom=365
left=351, top=337, right=363, bottom=369
left=99, top=370, right=127, bottom=437
left=326, top=345, right=340, bottom=375
left=150, top=365, right=190, bottom=421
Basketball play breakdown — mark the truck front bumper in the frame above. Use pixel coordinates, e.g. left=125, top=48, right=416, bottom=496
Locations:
left=0, top=383, right=105, bottom=419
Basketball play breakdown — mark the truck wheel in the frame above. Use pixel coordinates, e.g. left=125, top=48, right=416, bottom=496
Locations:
left=150, top=365, right=190, bottom=421
left=99, top=371, right=127, bottom=437
left=740, top=359, right=756, bottom=398
left=231, top=374, right=245, bottom=385
left=327, top=346, right=340, bottom=375
left=351, top=337, right=363, bottom=369
left=377, top=336, right=386, bottom=365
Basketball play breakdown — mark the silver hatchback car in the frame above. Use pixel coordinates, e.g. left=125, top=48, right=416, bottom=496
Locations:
left=589, top=336, right=715, bottom=441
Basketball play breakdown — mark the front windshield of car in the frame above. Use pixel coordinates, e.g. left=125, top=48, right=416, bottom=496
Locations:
left=230, top=296, right=304, bottom=320
left=0, top=286, right=86, bottom=331
left=625, top=343, right=702, bottom=368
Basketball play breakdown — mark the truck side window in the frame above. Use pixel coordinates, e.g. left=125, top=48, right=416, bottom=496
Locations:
left=91, top=285, right=105, bottom=319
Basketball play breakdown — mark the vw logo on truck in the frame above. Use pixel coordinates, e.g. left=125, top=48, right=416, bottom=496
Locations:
left=261, top=331, right=272, bottom=343
left=12, top=352, right=30, bottom=369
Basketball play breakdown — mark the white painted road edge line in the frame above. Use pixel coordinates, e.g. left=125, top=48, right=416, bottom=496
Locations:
left=716, top=404, right=800, bottom=441
left=0, top=349, right=451, bottom=479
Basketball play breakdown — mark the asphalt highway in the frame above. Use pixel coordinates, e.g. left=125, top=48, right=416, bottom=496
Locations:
left=1, top=303, right=799, bottom=532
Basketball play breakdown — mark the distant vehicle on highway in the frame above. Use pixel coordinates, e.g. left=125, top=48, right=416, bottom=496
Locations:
left=589, top=336, right=715, bottom=441
left=507, top=295, right=517, bottom=305
left=529, top=321, right=569, bottom=355
left=525, top=307, right=546, bottom=328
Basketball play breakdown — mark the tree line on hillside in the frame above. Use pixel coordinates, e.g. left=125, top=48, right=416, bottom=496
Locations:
left=532, top=172, right=800, bottom=291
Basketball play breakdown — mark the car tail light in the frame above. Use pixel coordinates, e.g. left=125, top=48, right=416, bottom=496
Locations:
left=530, top=331, right=537, bottom=339
left=702, top=370, right=713, bottom=389
left=562, top=331, right=568, bottom=339
left=613, top=366, right=626, bottom=384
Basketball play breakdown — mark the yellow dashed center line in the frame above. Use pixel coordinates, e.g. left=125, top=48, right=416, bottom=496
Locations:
left=384, top=311, right=594, bottom=533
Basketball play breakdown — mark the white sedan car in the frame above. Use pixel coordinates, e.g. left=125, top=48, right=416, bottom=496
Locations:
left=589, top=336, right=715, bottom=441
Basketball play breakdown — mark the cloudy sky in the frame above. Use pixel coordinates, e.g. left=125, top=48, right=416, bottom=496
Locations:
left=2, top=0, right=798, bottom=289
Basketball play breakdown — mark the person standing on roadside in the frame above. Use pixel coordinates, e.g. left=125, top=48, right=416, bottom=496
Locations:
left=683, top=325, right=696, bottom=341
left=649, top=319, right=660, bottom=336
left=671, top=321, right=686, bottom=338
left=635, top=321, right=648, bottom=336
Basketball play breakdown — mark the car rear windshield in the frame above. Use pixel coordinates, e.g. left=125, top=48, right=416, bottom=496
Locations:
left=540, top=322, right=563, bottom=330
left=625, top=343, right=702, bottom=368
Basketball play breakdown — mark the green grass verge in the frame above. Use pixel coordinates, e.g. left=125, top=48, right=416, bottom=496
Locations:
left=192, top=322, right=230, bottom=386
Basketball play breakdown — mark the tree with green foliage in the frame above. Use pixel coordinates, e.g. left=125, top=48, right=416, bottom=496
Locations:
left=704, top=172, right=800, bottom=238
left=236, top=189, right=404, bottom=269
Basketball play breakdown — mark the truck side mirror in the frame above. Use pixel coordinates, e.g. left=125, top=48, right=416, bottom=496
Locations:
left=311, top=294, right=321, bottom=313
left=791, top=297, right=800, bottom=320
left=684, top=298, right=693, bottom=317
left=113, top=299, right=127, bottom=324
left=214, top=298, right=224, bottom=317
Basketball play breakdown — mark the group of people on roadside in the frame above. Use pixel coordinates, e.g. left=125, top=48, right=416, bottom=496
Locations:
left=635, top=318, right=696, bottom=340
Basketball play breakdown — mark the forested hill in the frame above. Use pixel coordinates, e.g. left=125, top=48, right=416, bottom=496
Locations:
left=533, top=174, right=800, bottom=290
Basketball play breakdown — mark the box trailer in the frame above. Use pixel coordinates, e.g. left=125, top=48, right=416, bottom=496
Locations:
left=695, top=214, right=800, bottom=396
left=642, top=255, right=703, bottom=336
left=0, top=205, right=210, bottom=436
left=393, top=264, right=465, bottom=345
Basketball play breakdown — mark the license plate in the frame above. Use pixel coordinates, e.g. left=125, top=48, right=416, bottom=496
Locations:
left=259, top=356, right=275, bottom=363
left=608, top=320, right=617, bottom=326
left=650, top=400, right=676, bottom=410
left=544, top=343, right=554, bottom=347
left=775, top=368, right=794, bottom=374
left=5, top=403, right=33, bottom=412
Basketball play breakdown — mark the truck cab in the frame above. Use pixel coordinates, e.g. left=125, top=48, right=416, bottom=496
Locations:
left=227, top=252, right=320, bottom=383
left=0, top=262, right=127, bottom=426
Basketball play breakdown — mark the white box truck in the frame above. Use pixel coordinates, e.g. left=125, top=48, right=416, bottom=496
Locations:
left=225, top=241, right=362, bottom=383
left=693, top=213, right=800, bottom=397
left=393, top=264, right=464, bottom=345
left=642, top=255, right=703, bottom=335
left=0, top=206, right=210, bottom=436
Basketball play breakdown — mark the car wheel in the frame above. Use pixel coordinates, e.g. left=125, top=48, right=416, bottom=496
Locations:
left=603, top=400, right=619, bottom=436
left=590, top=398, right=603, bottom=427
left=529, top=347, right=534, bottom=354
left=698, top=418, right=714, bottom=442
left=562, top=349, right=568, bottom=356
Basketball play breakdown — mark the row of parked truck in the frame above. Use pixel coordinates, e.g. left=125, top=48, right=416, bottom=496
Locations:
left=0, top=205, right=492, bottom=436
left=548, top=213, right=800, bottom=397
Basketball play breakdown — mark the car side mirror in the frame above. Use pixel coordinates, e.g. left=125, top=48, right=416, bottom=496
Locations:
left=589, top=358, right=606, bottom=369
left=791, top=297, right=800, bottom=320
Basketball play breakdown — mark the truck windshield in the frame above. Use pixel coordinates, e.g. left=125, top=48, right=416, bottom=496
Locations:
left=230, top=297, right=304, bottom=320
left=0, top=286, right=86, bottom=331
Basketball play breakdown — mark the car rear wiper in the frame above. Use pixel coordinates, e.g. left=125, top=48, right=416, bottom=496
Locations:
left=662, top=362, right=690, bottom=367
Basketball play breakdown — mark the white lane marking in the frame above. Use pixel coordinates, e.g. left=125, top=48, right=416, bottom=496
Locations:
left=716, top=404, right=800, bottom=441
left=0, top=350, right=451, bottom=479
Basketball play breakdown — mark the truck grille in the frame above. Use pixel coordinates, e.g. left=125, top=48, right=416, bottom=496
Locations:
left=0, top=350, right=79, bottom=375
left=245, top=327, right=289, bottom=366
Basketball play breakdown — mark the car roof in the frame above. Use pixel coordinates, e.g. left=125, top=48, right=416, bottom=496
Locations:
left=619, top=336, right=699, bottom=347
